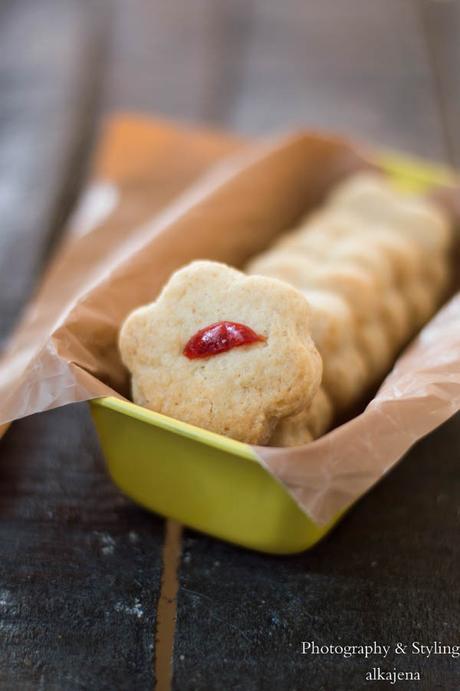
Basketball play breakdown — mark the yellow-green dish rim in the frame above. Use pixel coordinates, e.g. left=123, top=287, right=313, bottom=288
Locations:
left=93, top=395, right=259, bottom=462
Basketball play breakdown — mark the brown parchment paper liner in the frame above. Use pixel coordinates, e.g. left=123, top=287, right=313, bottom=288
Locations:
left=1, top=114, right=459, bottom=527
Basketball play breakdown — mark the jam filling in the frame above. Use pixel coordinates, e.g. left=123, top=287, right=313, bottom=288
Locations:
left=183, top=321, right=266, bottom=359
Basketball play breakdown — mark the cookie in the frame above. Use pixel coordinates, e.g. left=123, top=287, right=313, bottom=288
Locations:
left=358, top=319, right=393, bottom=377
left=275, top=227, right=333, bottom=257
left=328, top=237, right=395, bottom=288
left=248, top=252, right=381, bottom=320
left=380, top=288, right=412, bottom=347
left=302, top=289, right=370, bottom=409
left=361, top=228, right=422, bottom=285
left=296, top=215, right=440, bottom=332
left=277, top=229, right=395, bottom=288
left=269, top=416, right=313, bottom=447
left=313, top=239, right=411, bottom=345
left=303, top=197, right=452, bottom=308
left=328, top=172, right=398, bottom=219
left=359, top=229, right=434, bottom=327
left=119, top=260, right=322, bottom=445
left=330, top=172, right=452, bottom=252
left=247, top=250, right=395, bottom=380
left=406, top=281, right=439, bottom=328
left=304, top=289, right=359, bottom=354
left=296, top=206, right=365, bottom=238
left=245, top=250, right=317, bottom=286
left=321, top=346, right=370, bottom=411
left=270, top=387, right=333, bottom=447
left=425, top=252, right=451, bottom=302
left=265, top=226, right=413, bottom=348
left=303, top=386, right=334, bottom=438
left=361, top=229, right=441, bottom=327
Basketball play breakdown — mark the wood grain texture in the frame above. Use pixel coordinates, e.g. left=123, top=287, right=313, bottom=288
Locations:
left=0, top=2, right=161, bottom=690
left=174, top=414, right=460, bottom=690
left=0, top=0, right=106, bottom=341
left=420, top=0, right=460, bottom=166
left=0, top=405, right=162, bottom=691
left=227, top=0, right=447, bottom=158
left=106, top=0, right=448, bottom=159
left=0, top=1, right=459, bottom=690
left=105, top=0, right=251, bottom=127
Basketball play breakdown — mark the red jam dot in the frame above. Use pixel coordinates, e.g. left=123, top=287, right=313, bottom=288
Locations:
left=183, top=321, right=266, bottom=359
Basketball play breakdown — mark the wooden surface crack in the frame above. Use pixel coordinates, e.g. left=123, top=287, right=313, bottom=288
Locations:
left=154, top=520, right=183, bottom=691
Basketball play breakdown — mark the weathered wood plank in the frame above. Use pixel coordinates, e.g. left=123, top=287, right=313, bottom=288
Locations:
left=0, top=404, right=162, bottom=691
left=107, top=0, right=448, bottom=161
left=0, top=2, right=162, bottom=689
left=174, top=414, right=460, bottom=690
left=106, top=0, right=238, bottom=124
left=419, top=0, right=460, bottom=166
left=0, top=0, right=106, bottom=341
left=226, top=0, right=446, bottom=159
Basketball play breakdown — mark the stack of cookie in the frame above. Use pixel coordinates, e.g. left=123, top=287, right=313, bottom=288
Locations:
left=246, top=173, right=454, bottom=446
left=119, top=173, right=453, bottom=447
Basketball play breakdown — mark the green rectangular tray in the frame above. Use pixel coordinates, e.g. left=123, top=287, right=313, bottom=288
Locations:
left=90, top=151, right=457, bottom=554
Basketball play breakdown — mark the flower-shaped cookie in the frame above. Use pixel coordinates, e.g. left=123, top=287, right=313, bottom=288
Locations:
left=119, top=260, right=322, bottom=445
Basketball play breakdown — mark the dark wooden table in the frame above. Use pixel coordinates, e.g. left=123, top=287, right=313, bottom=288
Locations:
left=1, top=2, right=459, bottom=689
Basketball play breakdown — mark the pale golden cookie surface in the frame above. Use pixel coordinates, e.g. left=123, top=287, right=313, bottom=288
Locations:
left=270, top=386, right=333, bottom=447
left=119, top=261, right=322, bottom=445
